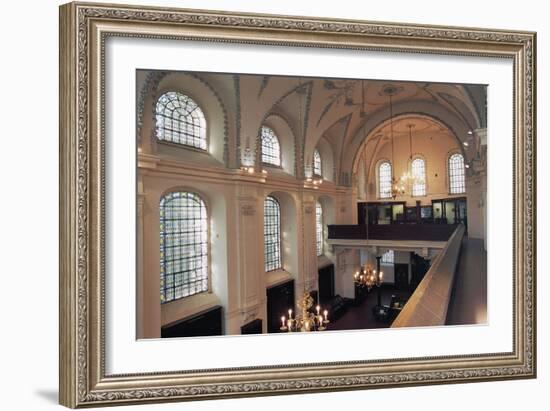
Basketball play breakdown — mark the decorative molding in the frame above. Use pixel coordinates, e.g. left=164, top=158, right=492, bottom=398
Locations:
left=258, top=75, right=271, bottom=98
left=255, top=81, right=313, bottom=170
left=234, top=75, right=242, bottom=168
left=137, top=70, right=231, bottom=166
left=300, top=82, right=313, bottom=179
left=240, top=204, right=256, bottom=216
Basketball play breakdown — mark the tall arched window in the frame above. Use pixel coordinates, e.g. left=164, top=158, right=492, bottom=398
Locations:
left=313, top=149, right=322, bottom=176
left=316, top=202, right=324, bottom=256
left=264, top=196, right=282, bottom=271
left=449, top=153, right=466, bottom=194
left=411, top=158, right=426, bottom=196
left=160, top=192, right=209, bottom=303
left=378, top=161, right=392, bottom=199
left=155, top=91, right=207, bottom=150
left=261, top=126, right=281, bottom=166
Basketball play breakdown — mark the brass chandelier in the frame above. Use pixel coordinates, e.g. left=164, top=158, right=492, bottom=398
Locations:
left=354, top=263, right=383, bottom=291
left=388, top=93, right=406, bottom=199
left=398, top=124, right=425, bottom=191
left=280, top=291, right=329, bottom=332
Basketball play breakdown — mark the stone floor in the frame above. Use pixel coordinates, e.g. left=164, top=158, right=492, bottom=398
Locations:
left=327, top=286, right=412, bottom=331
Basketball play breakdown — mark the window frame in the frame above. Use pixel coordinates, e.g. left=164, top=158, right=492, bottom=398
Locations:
left=260, top=126, right=282, bottom=167
left=448, top=152, right=466, bottom=194
left=313, top=149, right=323, bottom=177
left=155, top=91, right=208, bottom=151
left=315, top=201, right=324, bottom=257
left=381, top=249, right=394, bottom=264
left=159, top=191, right=211, bottom=304
left=411, top=156, right=427, bottom=197
left=378, top=160, right=393, bottom=199
left=264, top=195, right=283, bottom=272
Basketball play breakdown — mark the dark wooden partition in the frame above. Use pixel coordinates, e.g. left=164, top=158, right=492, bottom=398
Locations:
left=161, top=306, right=223, bottom=338
left=266, top=280, right=295, bottom=333
left=328, top=224, right=458, bottom=241
left=241, top=319, right=262, bottom=335
left=318, top=264, right=335, bottom=306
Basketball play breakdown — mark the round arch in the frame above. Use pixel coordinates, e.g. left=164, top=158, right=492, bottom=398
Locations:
left=350, top=112, right=467, bottom=186
left=140, top=72, right=229, bottom=166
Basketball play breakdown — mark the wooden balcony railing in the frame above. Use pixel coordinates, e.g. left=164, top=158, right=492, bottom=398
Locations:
left=327, top=224, right=458, bottom=242
left=391, top=224, right=465, bottom=328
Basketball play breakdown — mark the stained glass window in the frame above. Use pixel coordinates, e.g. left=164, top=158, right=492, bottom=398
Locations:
left=264, top=196, right=282, bottom=272
left=160, top=192, right=208, bottom=303
left=449, top=153, right=466, bottom=194
left=155, top=91, right=207, bottom=150
left=411, top=158, right=426, bottom=196
left=313, top=149, right=322, bottom=176
left=316, top=201, right=324, bottom=256
left=381, top=249, right=394, bottom=264
left=379, top=161, right=392, bottom=199
left=261, top=126, right=281, bottom=166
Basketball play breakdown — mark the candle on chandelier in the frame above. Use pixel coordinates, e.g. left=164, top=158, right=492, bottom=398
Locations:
left=316, top=305, right=320, bottom=315
left=281, top=316, right=285, bottom=328
left=288, top=308, right=292, bottom=319
left=324, top=310, right=328, bottom=322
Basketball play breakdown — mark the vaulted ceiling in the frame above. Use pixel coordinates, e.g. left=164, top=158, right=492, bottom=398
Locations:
left=138, top=70, right=486, bottom=184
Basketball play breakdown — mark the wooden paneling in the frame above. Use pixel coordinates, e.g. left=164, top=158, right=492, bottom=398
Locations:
left=266, top=280, right=295, bottom=333
left=318, top=264, right=335, bottom=305
left=161, top=306, right=223, bottom=338
left=241, top=319, right=262, bottom=335
left=327, top=223, right=458, bottom=241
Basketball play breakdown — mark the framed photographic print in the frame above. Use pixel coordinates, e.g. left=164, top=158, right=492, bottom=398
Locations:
left=59, top=1, right=537, bottom=408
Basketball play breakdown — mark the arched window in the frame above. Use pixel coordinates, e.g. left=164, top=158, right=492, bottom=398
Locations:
left=449, top=153, right=466, bottom=194
left=378, top=161, right=392, bottom=199
left=411, top=158, right=426, bottom=196
left=316, top=202, right=324, bottom=256
left=160, top=192, right=208, bottom=303
left=313, top=149, right=322, bottom=176
left=155, top=92, right=207, bottom=150
left=381, top=250, right=394, bottom=264
left=261, top=126, right=281, bottom=166
left=264, top=196, right=282, bottom=272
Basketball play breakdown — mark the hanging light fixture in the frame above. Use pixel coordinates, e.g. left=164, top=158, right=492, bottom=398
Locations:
left=353, top=263, right=383, bottom=291
left=388, top=93, right=406, bottom=199
left=398, top=124, right=424, bottom=191
left=280, top=291, right=329, bottom=332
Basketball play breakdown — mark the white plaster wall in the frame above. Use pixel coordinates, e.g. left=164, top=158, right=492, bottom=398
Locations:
left=365, top=128, right=462, bottom=205
left=137, top=153, right=346, bottom=337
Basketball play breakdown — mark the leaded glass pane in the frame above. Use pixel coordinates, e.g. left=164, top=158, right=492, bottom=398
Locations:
left=382, top=249, right=394, bottom=264
left=264, top=196, right=282, bottom=271
left=261, top=126, right=281, bottom=166
left=155, top=92, right=207, bottom=150
left=411, top=158, right=426, bottom=196
left=449, top=153, right=466, bottom=194
left=313, top=149, right=322, bottom=176
left=316, top=201, right=324, bottom=256
left=160, top=192, right=208, bottom=303
left=379, top=161, right=392, bottom=199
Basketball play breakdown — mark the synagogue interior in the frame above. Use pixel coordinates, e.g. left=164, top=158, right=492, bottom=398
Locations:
left=136, top=70, right=487, bottom=338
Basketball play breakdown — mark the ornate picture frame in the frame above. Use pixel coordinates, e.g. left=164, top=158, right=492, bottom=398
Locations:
left=59, top=1, right=536, bottom=408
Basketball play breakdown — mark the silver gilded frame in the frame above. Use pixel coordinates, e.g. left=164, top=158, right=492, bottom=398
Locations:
left=59, top=2, right=536, bottom=408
